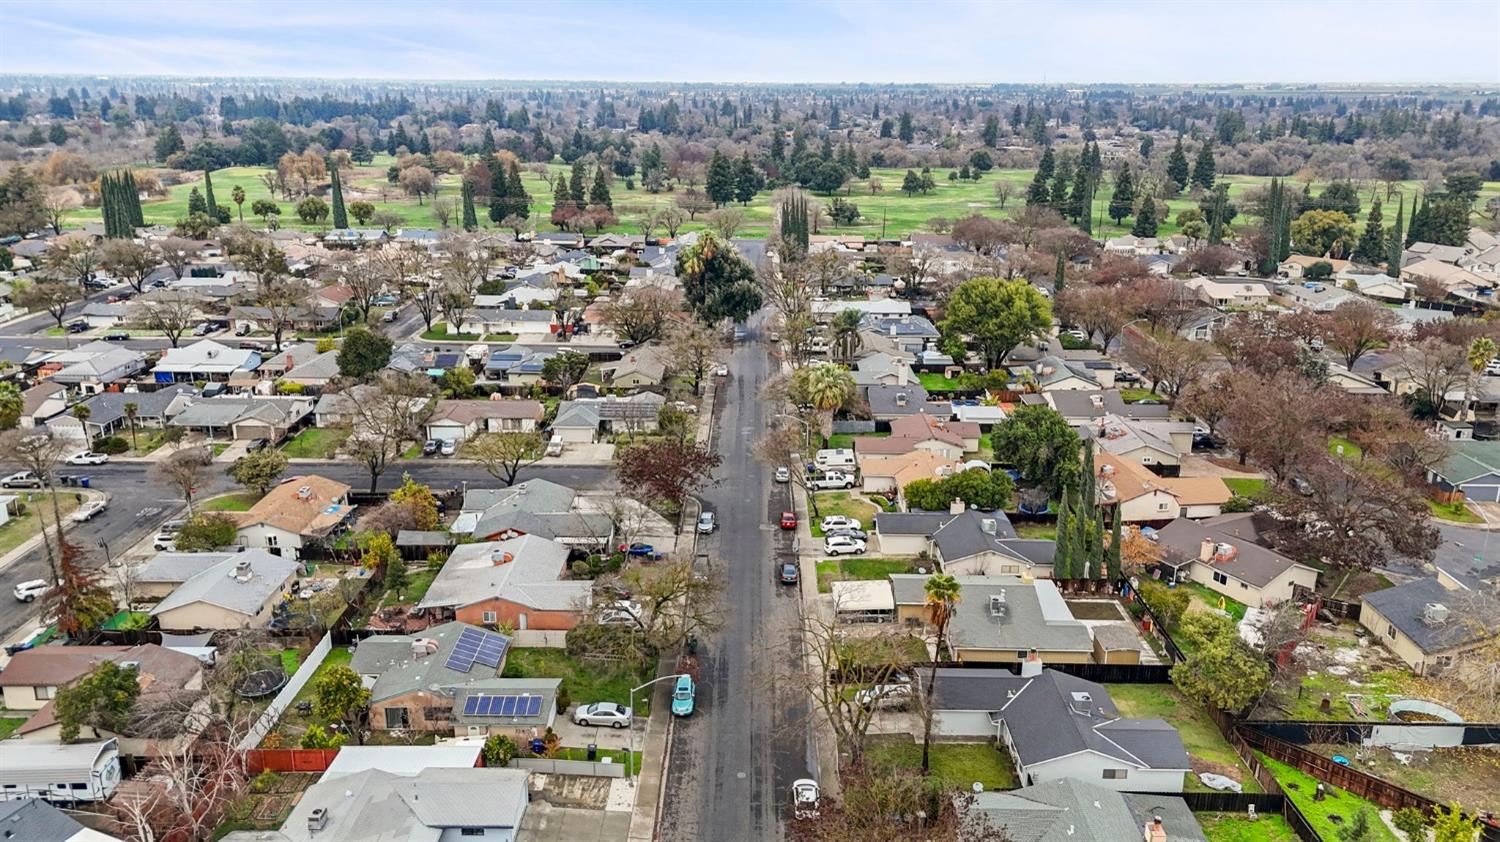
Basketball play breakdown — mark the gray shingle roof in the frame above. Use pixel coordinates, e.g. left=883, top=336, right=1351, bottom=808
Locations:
left=874, top=511, right=953, bottom=536
left=866, top=383, right=930, bottom=417
left=418, top=535, right=591, bottom=613
left=0, top=794, right=95, bottom=842
left=352, top=622, right=513, bottom=703
left=1362, top=577, right=1500, bottom=655
left=449, top=678, right=561, bottom=727
left=1155, top=516, right=1309, bottom=588
left=79, top=384, right=196, bottom=427
left=272, top=767, right=529, bottom=842
left=892, top=575, right=1093, bottom=654
left=149, top=549, right=299, bottom=619
left=133, top=550, right=237, bottom=584
left=971, top=779, right=1205, bottom=842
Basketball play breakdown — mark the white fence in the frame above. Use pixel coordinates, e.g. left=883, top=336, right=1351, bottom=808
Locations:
left=238, top=633, right=334, bottom=751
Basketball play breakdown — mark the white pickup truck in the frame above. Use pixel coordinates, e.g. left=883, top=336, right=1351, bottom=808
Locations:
left=809, top=471, right=855, bottom=490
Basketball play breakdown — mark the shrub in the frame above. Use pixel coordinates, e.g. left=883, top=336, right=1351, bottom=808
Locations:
left=91, top=436, right=129, bottom=455
left=1137, top=579, right=1189, bottom=629
left=1221, top=495, right=1254, bottom=513
left=250, top=770, right=279, bottom=793
left=482, top=734, right=517, bottom=767
left=1392, top=807, right=1427, bottom=840
left=172, top=512, right=239, bottom=551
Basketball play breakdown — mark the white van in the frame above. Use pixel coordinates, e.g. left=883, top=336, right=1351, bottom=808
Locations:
left=545, top=436, right=564, bottom=457
left=814, top=448, right=857, bottom=471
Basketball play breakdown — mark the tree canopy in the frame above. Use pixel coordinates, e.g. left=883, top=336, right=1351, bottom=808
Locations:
left=939, top=276, right=1052, bottom=369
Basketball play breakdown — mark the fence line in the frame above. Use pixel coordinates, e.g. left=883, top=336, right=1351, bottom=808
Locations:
left=238, top=632, right=333, bottom=751
left=512, top=757, right=627, bottom=778
left=1239, top=729, right=1438, bottom=814
left=1203, top=706, right=1322, bottom=842
left=245, top=748, right=340, bottom=774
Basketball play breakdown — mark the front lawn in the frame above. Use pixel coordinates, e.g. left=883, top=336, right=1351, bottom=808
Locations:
left=484, top=333, right=518, bottom=342
left=808, top=492, right=880, bottom=537
left=203, top=492, right=261, bottom=512
left=815, top=557, right=917, bottom=593
left=1427, top=498, right=1483, bottom=523
left=553, top=746, right=643, bottom=775
left=1222, top=477, right=1268, bottom=499
left=866, top=740, right=1018, bottom=791
left=0, top=493, right=80, bottom=557
left=420, top=322, right=482, bottom=341
left=1119, top=388, right=1165, bottom=403
left=1197, top=811, right=1299, bottom=842
left=280, top=428, right=349, bottom=459
left=1260, top=755, right=1399, bottom=841
left=1104, top=683, right=1262, bottom=793
left=0, top=717, right=25, bottom=740
left=501, top=648, right=654, bottom=714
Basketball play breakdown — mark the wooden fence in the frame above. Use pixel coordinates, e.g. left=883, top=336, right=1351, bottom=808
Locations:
left=1118, top=579, right=1187, bottom=663
left=1204, top=706, right=1322, bottom=842
left=1239, top=728, right=1439, bottom=814
left=245, top=748, right=340, bottom=773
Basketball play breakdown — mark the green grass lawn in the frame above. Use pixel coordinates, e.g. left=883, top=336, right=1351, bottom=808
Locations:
left=292, top=647, right=354, bottom=706
left=815, top=557, right=917, bottom=593
left=1328, top=435, right=1364, bottom=461
left=808, top=492, right=879, bottom=537
left=0, top=717, right=25, bottom=740
left=101, top=610, right=152, bottom=630
left=1105, top=684, right=1262, bottom=793
left=421, top=322, right=483, bottom=341
left=1197, top=811, right=1299, bottom=842
left=279, top=648, right=303, bottom=676
left=280, top=428, right=349, bottom=459
left=382, top=569, right=437, bottom=606
left=0, top=493, right=79, bottom=557
left=1222, top=477, right=1269, bottom=499
left=501, top=648, right=654, bottom=714
left=917, top=371, right=958, bottom=392
left=1182, top=581, right=1249, bottom=622
left=823, top=431, right=889, bottom=451
left=202, top=491, right=261, bottom=512
left=1260, top=755, right=1399, bottom=842
left=866, top=741, right=1018, bottom=791
left=1281, top=667, right=1415, bottom=721
left=1013, top=521, right=1057, bottom=540
left=1427, top=498, right=1483, bottom=523
left=1119, top=388, right=1165, bottom=403
left=553, top=746, right=644, bottom=774
left=484, top=333, right=518, bottom=342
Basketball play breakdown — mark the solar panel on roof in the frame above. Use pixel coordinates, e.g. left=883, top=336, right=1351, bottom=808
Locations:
left=463, top=696, right=481, bottom=716
left=499, top=696, right=517, bottom=716
left=522, top=696, right=542, bottom=717
left=474, top=632, right=508, bottom=668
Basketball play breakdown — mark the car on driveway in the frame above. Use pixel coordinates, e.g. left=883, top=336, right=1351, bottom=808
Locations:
left=819, top=515, right=861, bottom=533
left=697, top=511, right=716, bottom=533
left=66, top=320, right=89, bottom=334
left=824, top=536, right=867, bottom=556
left=65, top=450, right=109, bottom=465
left=779, top=511, right=798, bottom=530
left=619, top=542, right=664, bottom=560
left=573, top=702, right=633, bottom=729
left=1, top=471, right=45, bottom=489
left=670, top=674, right=696, bottom=716
left=192, top=322, right=214, bottom=336
left=855, top=681, right=913, bottom=710
left=70, top=500, right=107, bottom=523
left=809, top=471, right=855, bottom=490
left=824, top=527, right=867, bottom=542
left=439, top=439, right=457, bottom=457
left=422, top=439, right=440, bottom=456
left=12, top=579, right=54, bottom=602
left=779, top=562, right=799, bottom=584
left=774, top=467, right=791, bottom=483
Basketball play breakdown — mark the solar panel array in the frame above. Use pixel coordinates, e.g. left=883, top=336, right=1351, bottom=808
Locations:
left=444, top=627, right=510, bottom=673
left=462, top=694, right=544, bottom=718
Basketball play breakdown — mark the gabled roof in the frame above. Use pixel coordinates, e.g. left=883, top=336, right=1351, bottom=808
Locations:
left=21, top=381, right=68, bottom=417
left=969, top=779, right=1205, bottom=842
left=77, top=385, right=195, bottom=427
left=1432, top=440, right=1500, bottom=485
left=427, top=399, right=545, bottom=425
left=150, top=550, right=299, bottom=619
left=152, top=340, right=259, bottom=374
left=351, top=621, right=513, bottom=703
left=0, top=645, right=132, bottom=687
left=133, top=550, right=240, bottom=584
left=273, top=767, right=529, bottom=842
left=1155, top=515, right=1313, bottom=587
left=1362, top=576, right=1500, bottom=655
left=0, top=797, right=104, bottom=842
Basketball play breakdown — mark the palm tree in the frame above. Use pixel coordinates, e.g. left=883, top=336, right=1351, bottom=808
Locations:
left=231, top=185, right=246, bottom=221
left=1465, top=337, right=1497, bottom=422
left=122, top=402, right=139, bottom=449
left=921, top=573, right=961, bottom=773
left=71, top=404, right=90, bottom=439
left=0, top=382, right=22, bottom=429
left=831, top=308, right=863, bottom=363
left=792, top=362, right=855, bottom=441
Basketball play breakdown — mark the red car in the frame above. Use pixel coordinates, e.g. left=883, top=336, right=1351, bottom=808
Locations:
left=779, top=511, right=798, bottom=530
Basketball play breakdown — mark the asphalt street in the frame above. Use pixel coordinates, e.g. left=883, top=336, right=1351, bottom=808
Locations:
left=659, top=307, right=811, bottom=842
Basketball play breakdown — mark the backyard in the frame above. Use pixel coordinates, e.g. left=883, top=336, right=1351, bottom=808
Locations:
left=1013, top=520, right=1057, bottom=540
left=1197, top=811, right=1300, bottom=842
left=865, top=739, right=1018, bottom=791
left=202, top=491, right=261, bottom=512
left=1259, top=755, right=1399, bottom=842
left=1308, top=744, right=1500, bottom=815
left=1256, top=629, right=1422, bottom=722
left=823, top=431, right=889, bottom=451
left=815, top=557, right=918, bottom=593
left=280, top=428, right=349, bottom=459
left=0, top=716, right=25, bottom=740
left=501, top=648, right=654, bottom=715
left=1222, top=477, right=1268, bottom=499
left=808, top=491, right=879, bottom=537
left=1181, top=581, right=1248, bottom=622
left=1104, top=683, right=1262, bottom=793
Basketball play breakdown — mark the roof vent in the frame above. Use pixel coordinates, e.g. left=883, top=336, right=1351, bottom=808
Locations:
left=895, top=392, right=908, bottom=407
left=981, top=518, right=997, bottom=535
left=410, top=638, right=439, bottom=658
left=296, top=485, right=312, bottom=500
left=120, top=661, right=140, bottom=671
left=1423, top=603, right=1450, bottom=625
left=990, top=591, right=1007, bottom=618
left=1089, top=394, right=1104, bottom=409
left=491, top=551, right=515, bottom=566
left=230, top=559, right=254, bottom=582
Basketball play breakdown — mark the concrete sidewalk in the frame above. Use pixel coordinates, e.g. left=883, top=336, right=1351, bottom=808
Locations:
left=0, top=488, right=109, bottom=574
left=626, top=675, right=674, bottom=841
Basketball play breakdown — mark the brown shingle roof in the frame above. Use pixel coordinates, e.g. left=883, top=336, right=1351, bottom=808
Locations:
left=0, top=646, right=131, bottom=687
left=429, top=399, right=545, bottom=425
left=234, top=474, right=353, bottom=536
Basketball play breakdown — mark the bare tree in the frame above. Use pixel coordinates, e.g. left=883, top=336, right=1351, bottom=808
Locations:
left=432, top=197, right=455, bottom=228
left=337, top=372, right=436, bottom=492
left=1389, top=338, right=1468, bottom=415
left=0, top=430, right=70, bottom=578
left=707, top=207, right=746, bottom=240
left=656, top=205, right=686, bottom=238
left=603, top=286, right=681, bottom=345
left=676, top=189, right=713, bottom=220
left=13, top=278, right=81, bottom=328
left=155, top=237, right=199, bottom=279
left=130, top=292, right=199, bottom=347
left=99, top=238, right=162, bottom=294
left=436, top=235, right=490, bottom=334
left=153, top=446, right=213, bottom=514
left=374, top=242, right=435, bottom=328
left=333, top=252, right=385, bottom=324
left=1122, top=326, right=1215, bottom=406
left=993, top=181, right=1014, bottom=209
left=461, top=432, right=546, bottom=487
left=755, top=425, right=823, bottom=518
left=41, top=187, right=81, bottom=235
left=667, top=320, right=722, bottom=397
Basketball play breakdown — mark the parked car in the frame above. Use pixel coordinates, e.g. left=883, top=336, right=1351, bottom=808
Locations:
left=809, top=471, right=855, bottom=490
left=823, top=527, right=867, bottom=542
left=598, top=600, right=644, bottom=625
left=619, top=543, right=664, bottom=560
left=1, top=471, right=44, bottom=489
left=819, top=515, right=861, bottom=533
left=824, top=536, right=867, bottom=556
left=774, top=466, right=791, bottom=483
left=12, top=579, right=53, bottom=602
left=670, top=674, right=696, bottom=717
left=439, top=439, right=457, bottom=457
left=697, top=512, right=716, bottom=534
left=153, top=519, right=187, bottom=551
left=779, top=511, right=798, bottom=530
left=103, top=331, right=130, bottom=341
left=1115, top=370, right=1141, bottom=383
left=192, top=322, right=214, bottom=336
left=372, top=294, right=398, bottom=306
left=1290, top=476, right=1315, bottom=497
left=422, top=439, right=440, bottom=456
left=65, top=450, right=109, bottom=465
left=246, top=438, right=270, bottom=453
left=70, top=500, right=107, bottom=523
left=779, top=562, right=800, bottom=584
left=382, top=309, right=398, bottom=322
left=791, top=779, right=821, bottom=820
left=855, top=682, right=913, bottom=710
left=65, top=320, right=89, bottom=334
left=573, top=702, right=633, bottom=729
left=714, top=363, right=729, bottom=377
left=234, top=322, right=252, bottom=336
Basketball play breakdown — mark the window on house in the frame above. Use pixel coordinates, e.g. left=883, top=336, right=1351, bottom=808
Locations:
left=1102, top=769, right=1128, bottom=780
left=1241, top=583, right=1248, bottom=590
left=1212, top=571, right=1228, bottom=586
left=423, top=707, right=452, bottom=721
left=34, top=686, right=53, bottom=700
left=1002, top=565, right=1019, bottom=574
left=1157, top=502, right=1169, bottom=511
left=482, top=611, right=497, bottom=624
left=384, top=708, right=410, bottom=729
left=266, top=535, right=278, bottom=547
left=71, top=783, right=87, bottom=790
left=460, top=830, right=486, bottom=837
left=1016, top=651, right=1028, bottom=659
left=1388, top=625, right=1397, bottom=640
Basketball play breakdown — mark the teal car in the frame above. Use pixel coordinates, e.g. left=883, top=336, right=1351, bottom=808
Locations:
left=670, top=674, right=696, bottom=717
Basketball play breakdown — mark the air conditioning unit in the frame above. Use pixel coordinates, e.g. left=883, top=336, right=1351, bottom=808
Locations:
left=1422, top=603, right=1450, bottom=625
left=990, top=591, right=1007, bottom=617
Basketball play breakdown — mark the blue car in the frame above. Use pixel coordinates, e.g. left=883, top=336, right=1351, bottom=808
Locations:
left=619, top=542, right=664, bottom=560
left=671, top=674, right=696, bottom=717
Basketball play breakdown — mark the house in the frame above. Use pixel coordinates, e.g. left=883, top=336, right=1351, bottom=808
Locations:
left=810, top=298, right=911, bottom=322
left=858, top=314, right=941, bottom=354
left=170, top=396, right=312, bottom=441
left=1085, top=415, right=1195, bottom=472
left=1095, top=452, right=1184, bottom=522
left=932, top=662, right=1190, bottom=792
left=1426, top=440, right=1500, bottom=503
left=483, top=344, right=559, bottom=383
left=1360, top=567, right=1500, bottom=678
left=312, top=283, right=355, bottom=309
left=1015, top=355, right=1101, bottom=392
left=1027, top=390, right=1173, bottom=427
left=865, top=383, right=929, bottom=420
left=963, top=779, right=1206, bottom=842
left=893, top=575, right=1094, bottom=663
left=1278, top=255, right=1353, bottom=279
left=417, top=535, right=593, bottom=631
left=599, top=345, right=670, bottom=388
left=1403, top=241, right=1468, bottom=267
left=889, top=412, right=981, bottom=452
left=130, top=550, right=246, bottom=599
left=0, top=740, right=122, bottom=804
left=424, top=399, right=545, bottom=443
left=321, top=228, right=389, bottom=248
left=230, top=304, right=343, bottom=334
left=1183, top=277, right=1270, bottom=309
left=1178, top=309, right=1230, bottom=341
left=1341, top=271, right=1410, bottom=302
left=78, top=301, right=129, bottom=328
left=871, top=511, right=953, bottom=555
left=551, top=392, right=666, bottom=442
left=275, top=349, right=342, bottom=391
left=233, top=475, right=355, bottom=560
left=1324, top=362, right=1389, bottom=396
left=45, top=342, right=147, bottom=391
left=1104, top=235, right=1161, bottom=256
left=151, top=340, right=260, bottom=383
left=849, top=351, right=918, bottom=388
left=319, top=744, right=483, bottom=779
left=0, top=646, right=137, bottom=711
left=857, top=452, right=965, bottom=497
left=449, top=480, right=614, bottom=547
left=1154, top=514, right=1319, bottom=608
left=930, top=510, right=1056, bottom=577
left=49, top=385, right=196, bottom=441
left=1401, top=258, right=1497, bottom=300
left=150, top=550, right=300, bottom=632
left=20, top=382, right=68, bottom=428
left=460, top=308, right=557, bottom=337
left=225, top=767, right=530, bottom=842
left=0, top=798, right=122, bottom=841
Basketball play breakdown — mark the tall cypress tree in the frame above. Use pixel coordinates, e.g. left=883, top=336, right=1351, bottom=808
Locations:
left=1407, top=193, right=1428, bottom=247
left=1054, top=251, right=1066, bottom=292
left=1131, top=194, right=1158, bottom=237
left=461, top=180, right=478, bottom=231
left=1166, top=136, right=1190, bottom=191
left=203, top=170, right=218, bottom=219
left=330, top=167, right=348, bottom=229
left=1106, top=504, right=1122, bottom=581
left=506, top=162, right=529, bottom=220
left=589, top=166, right=612, bottom=209
left=1053, top=491, right=1074, bottom=580
left=1386, top=195, right=1404, bottom=278
left=489, top=155, right=511, bottom=223
left=1190, top=140, right=1216, bottom=190
left=124, top=170, right=143, bottom=226
left=1354, top=198, right=1384, bottom=264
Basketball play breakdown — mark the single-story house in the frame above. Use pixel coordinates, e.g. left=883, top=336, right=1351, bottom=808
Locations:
left=1183, top=277, right=1270, bottom=309
left=130, top=550, right=243, bottom=599
left=810, top=298, right=911, bottom=322
left=229, top=304, right=343, bottom=334
left=1085, top=415, right=1194, bottom=471
left=892, top=575, right=1094, bottom=664
left=416, top=535, right=592, bottom=631
left=932, top=662, right=1190, bottom=792
left=233, top=475, right=355, bottom=560
left=1341, top=271, right=1410, bottom=302
left=151, top=340, right=261, bottom=383
left=865, top=384, right=930, bottom=421
left=1103, top=235, right=1161, bottom=256
left=79, top=301, right=130, bottom=328
left=871, top=511, right=953, bottom=556
left=857, top=452, right=964, bottom=497
left=19, top=382, right=68, bottom=428
left=551, top=393, right=665, bottom=442
left=1029, top=390, right=1173, bottom=427
left=599, top=345, right=670, bottom=389
left=1359, top=566, right=1500, bottom=677
left=150, top=550, right=300, bottom=632
left=1278, top=255, right=1353, bottom=279
left=1016, top=355, right=1102, bottom=392
left=170, top=396, right=313, bottom=441
left=450, top=480, right=614, bottom=547
left=0, top=646, right=138, bottom=711
left=1426, top=440, right=1500, bottom=503
left=930, top=509, right=1056, bottom=578
left=858, top=314, right=940, bottom=354
left=46, top=343, right=147, bottom=392
left=424, top=399, right=545, bottom=443
left=459, top=308, right=557, bottom=337
left=49, top=385, right=196, bottom=441
left=0, top=797, right=123, bottom=842
left=964, top=778, right=1206, bottom=841
left=1154, top=514, right=1319, bottom=608
left=483, top=345, right=559, bottom=383
left=849, top=351, right=919, bottom=388
left=275, top=349, right=342, bottom=391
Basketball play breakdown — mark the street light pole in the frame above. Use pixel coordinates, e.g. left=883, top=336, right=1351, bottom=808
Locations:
left=774, top=413, right=812, bottom=456
left=627, top=673, right=689, bottom=784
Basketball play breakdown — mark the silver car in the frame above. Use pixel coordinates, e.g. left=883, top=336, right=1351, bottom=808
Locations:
left=573, top=702, right=633, bottom=729
left=697, top=511, right=716, bottom=533
left=774, top=467, right=791, bottom=483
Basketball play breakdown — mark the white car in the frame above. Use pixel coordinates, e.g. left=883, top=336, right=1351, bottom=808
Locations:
left=573, top=702, right=633, bottom=729
left=65, top=450, right=109, bottom=466
left=809, top=472, right=855, bottom=490
left=791, top=778, right=821, bottom=820
left=153, top=519, right=187, bottom=551
left=823, top=536, right=867, bottom=556
left=598, top=600, right=644, bottom=626
left=715, top=363, right=729, bottom=377
left=697, top=511, right=716, bottom=533
left=439, top=439, right=457, bottom=457
left=819, top=515, right=861, bottom=533
left=774, top=467, right=791, bottom=483
left=70, top=500, right=107, bottom=523
left=855, top=682, right=913, bottom=710
left=13, top=579, right=53, bottom=602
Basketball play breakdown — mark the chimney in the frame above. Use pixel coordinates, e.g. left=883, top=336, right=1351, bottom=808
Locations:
left=491, top=551, right=515, bottom=566
left=897, top=359, right=910, bottom=386
left=949, top=497, right=966, bottom=516
left=1143, top=816, right=1167, bottom=842
left=1020, top=649, right=1043, bottom=678
left=1199, top=539, right=1215, bottom=562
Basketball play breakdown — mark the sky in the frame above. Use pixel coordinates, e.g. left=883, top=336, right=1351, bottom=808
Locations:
left=2, top=0, right=1498, bottom=85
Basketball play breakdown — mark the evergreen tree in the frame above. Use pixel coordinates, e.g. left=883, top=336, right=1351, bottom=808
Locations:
left=417, top=129, right=432, bottom=156
left=1354, top=198, right=1385, bottom=264
left=589, top=166, right=612, bottom=209
left=981, top=115, right=1000, bottom=148
left=706, top=150, right=735, bottom=206
left=901, top=169, right=923, bottom=197
left=1053, top=491, right=1074, bottom=579
left=505, top=162, right=529, bottom=220
left=1107, top=504, right=1122, bottom=580
left=1054, top=252, right=1066, bottom=292
left=733, top=153, right=760, bottom=204
left=187, top=187, right=207, bottom=217
left=1207, top=184, right=1229, bottom=245
left=1025, top=169, right=1051, bottom=206
left=551, top=175, right=572, bottom=226
left=481, top=128, right=496, bottom=154
left=1036, top=146, right=1056, bottom=182
left=1407, top=193, right=1430, bottom=246
left=1108, top=163, right=1136, bottom=225
left=1166, top=136, right=1190, bottom=191
left=154, top=124, right=184, bottom=161
left=1067, top=161, right=1090, bottom=221
left=489, top=155, right=511, bottom=223
left=1190, top=140, right=1216, bottom=190
left=568, top=161, right=586, bottom=204
left=461, top=179, right=478, bottom=231
left=1131, top=195, right=1159, bottom=237
left=329, top=166, right=347, bottom=229
left=897, top=111, right=914, bottom=142
left=1387, top=195, right=1404, bottom=278
left=123, top=170, right=143, bottom=227
left=203, top=170, right=218, bottom=219
left=770, top=131, right=785, bottom=162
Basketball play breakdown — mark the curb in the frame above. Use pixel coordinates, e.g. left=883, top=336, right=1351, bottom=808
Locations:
left=0, top=488, right=110, bottom=574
